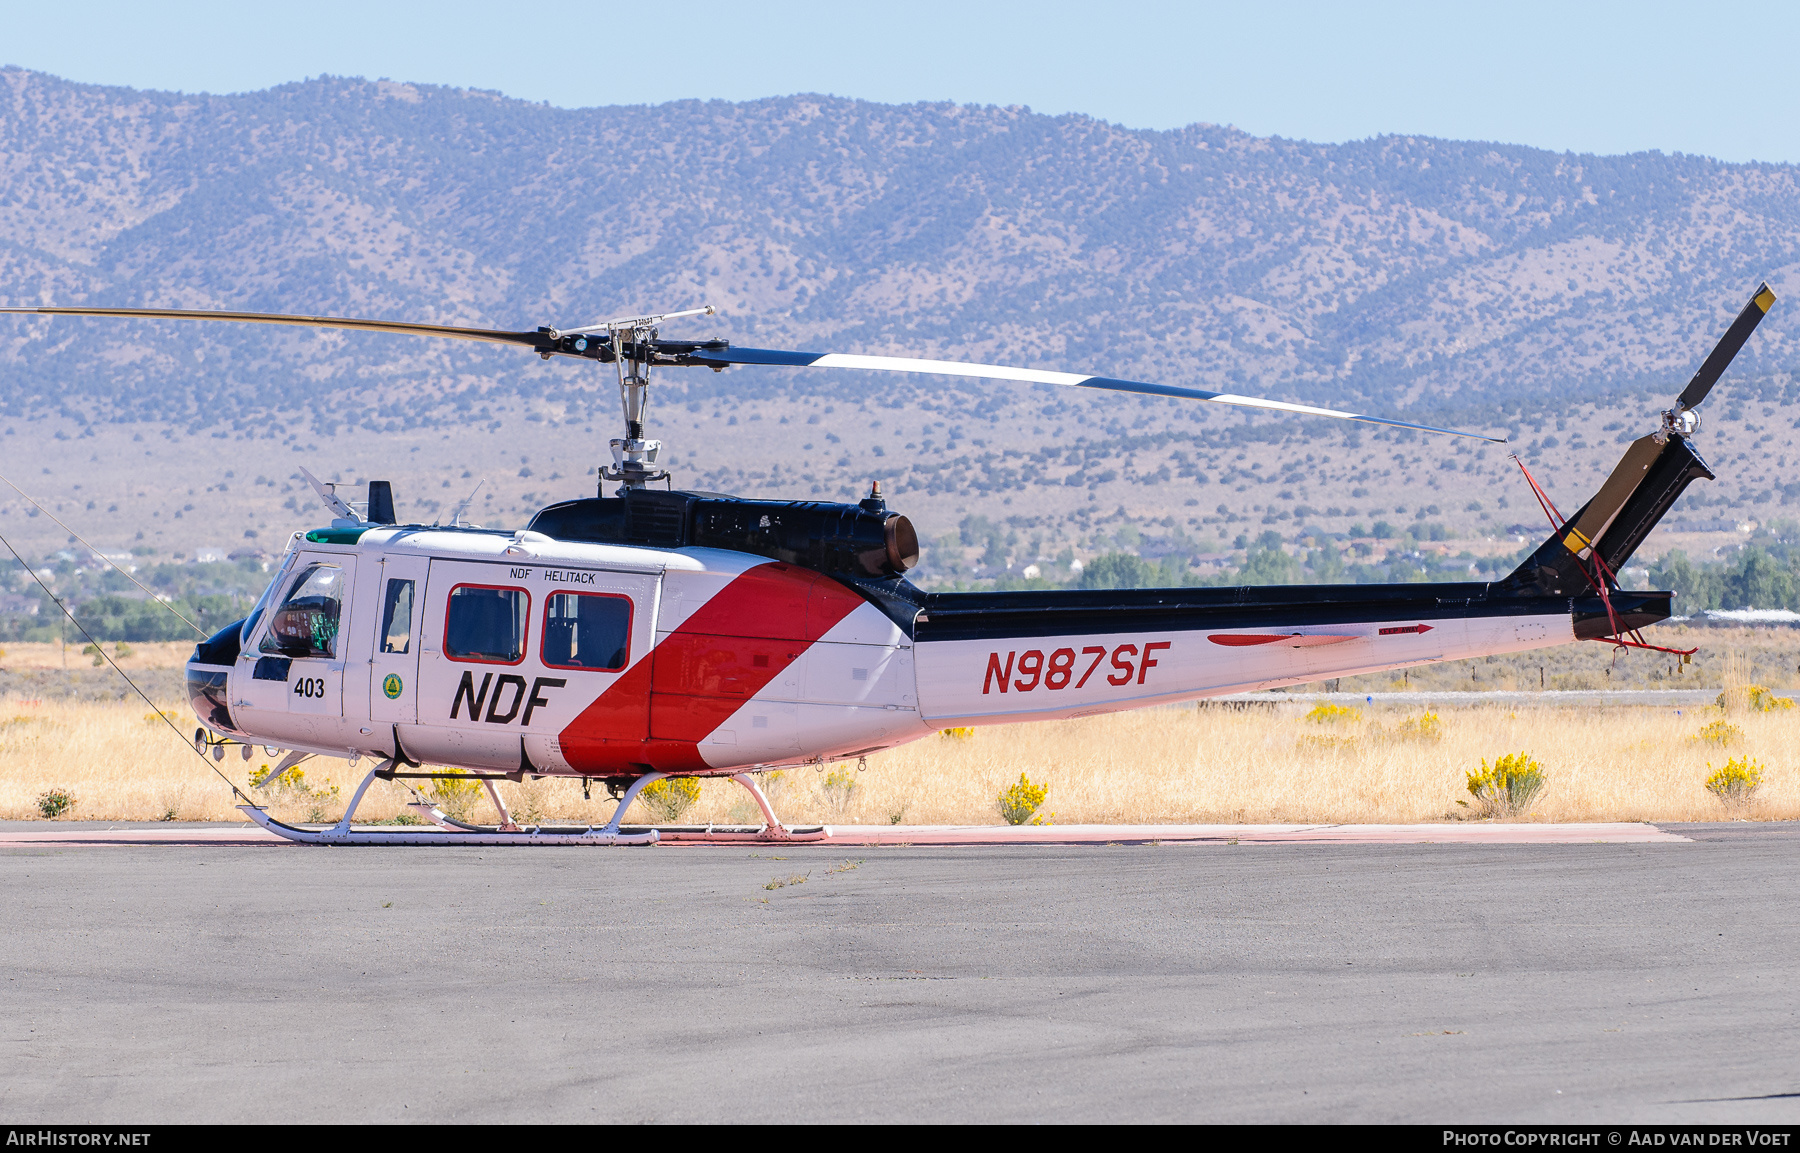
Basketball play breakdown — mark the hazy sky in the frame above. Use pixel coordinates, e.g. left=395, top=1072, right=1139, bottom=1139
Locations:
left=4, top=0, right=1795, bottom=163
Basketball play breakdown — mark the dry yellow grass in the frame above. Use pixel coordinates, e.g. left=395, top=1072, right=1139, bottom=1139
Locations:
left=0, top=641, right=196, bottom=672
left=4, top=694, right=1798, bottom=826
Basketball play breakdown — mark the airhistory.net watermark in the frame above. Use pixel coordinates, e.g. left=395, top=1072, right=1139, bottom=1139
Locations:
left=5, top=1133, right=151, bottom=1147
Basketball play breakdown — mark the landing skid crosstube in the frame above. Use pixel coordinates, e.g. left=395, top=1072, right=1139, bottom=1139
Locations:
left=241, top=764, right=827, bottom=846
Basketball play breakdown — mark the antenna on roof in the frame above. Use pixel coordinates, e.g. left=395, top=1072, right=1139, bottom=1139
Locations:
left=298, top=467, right=356, bottom=520
left=442, top=479, right=486, bottom=527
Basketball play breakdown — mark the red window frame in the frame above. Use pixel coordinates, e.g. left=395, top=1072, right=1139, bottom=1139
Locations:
left=442, top=583, right=531, bottom=666
left=539, top=590, right=634, bottom=672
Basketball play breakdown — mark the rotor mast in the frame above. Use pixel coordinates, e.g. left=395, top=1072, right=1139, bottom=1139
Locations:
left=548, top=305, right=715, bottom=492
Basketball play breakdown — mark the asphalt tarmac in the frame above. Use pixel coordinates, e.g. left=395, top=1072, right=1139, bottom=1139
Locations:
left=3, top=823, right=1798, bottom=1124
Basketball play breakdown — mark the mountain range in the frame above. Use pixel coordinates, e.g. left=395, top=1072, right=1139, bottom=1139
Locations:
left=2, top=66, right=1797, bottom=433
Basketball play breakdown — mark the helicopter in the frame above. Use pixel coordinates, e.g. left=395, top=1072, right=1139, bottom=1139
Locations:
left=0, top=284, right=1776, bottom=844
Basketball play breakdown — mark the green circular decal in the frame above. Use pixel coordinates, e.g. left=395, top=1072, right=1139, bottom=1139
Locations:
left=382, top=674, right=404, bottom=700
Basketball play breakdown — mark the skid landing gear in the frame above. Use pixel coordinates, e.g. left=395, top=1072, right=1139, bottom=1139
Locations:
left=408, top=771, right=828, bottom=843
left=242, top=766, right=826, bottom=846
left=240, top=759, right=658, bottom=846
left=649, top=773, right=831, bottom=843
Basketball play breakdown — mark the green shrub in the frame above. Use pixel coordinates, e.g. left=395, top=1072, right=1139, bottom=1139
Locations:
left=37, top=788, right=75, bottom=819
left=1705, top=756, right=1763, bottom=810
left=638, top=776, right=701, bottom=823
left=996, top=773, right=1049, bottom=825
left=1464, top=752, right=1546, bottom=818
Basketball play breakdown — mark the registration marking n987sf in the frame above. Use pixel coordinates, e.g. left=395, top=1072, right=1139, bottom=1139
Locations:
left=983, top=641, right=1170, bottom=694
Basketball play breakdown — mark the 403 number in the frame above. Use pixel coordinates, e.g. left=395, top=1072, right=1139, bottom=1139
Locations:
left=292, top=677, right=327, bottom=699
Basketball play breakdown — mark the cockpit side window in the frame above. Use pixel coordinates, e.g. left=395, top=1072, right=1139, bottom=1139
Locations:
left=259, top=564, right=345, bottom=659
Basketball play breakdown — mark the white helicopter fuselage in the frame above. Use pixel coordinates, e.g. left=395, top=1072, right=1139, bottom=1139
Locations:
left=189, top=523, right=1584, bottom=778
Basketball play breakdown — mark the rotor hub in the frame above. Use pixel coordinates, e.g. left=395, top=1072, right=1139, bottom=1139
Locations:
left=602, top=436, right=667, bottom=485
left=1658, top=407, right=1701, bottom=443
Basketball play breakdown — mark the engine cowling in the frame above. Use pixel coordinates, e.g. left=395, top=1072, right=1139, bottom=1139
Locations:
left=528, top=489, right=919, bottom=578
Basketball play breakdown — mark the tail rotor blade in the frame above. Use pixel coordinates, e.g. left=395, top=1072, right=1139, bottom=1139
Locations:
left=1675, top=282, right=1777, bottom=412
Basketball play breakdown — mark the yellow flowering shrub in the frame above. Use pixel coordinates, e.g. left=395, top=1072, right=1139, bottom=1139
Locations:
left=997, top=773, right=1049, bottom=825
left=1464, top=752, right=1546, bottom=818
left=1692, top=720, right=1744, bottom=746
left=639, top=776, right=702, bottom=822
left=1705, top=756, right=1763, bottom=810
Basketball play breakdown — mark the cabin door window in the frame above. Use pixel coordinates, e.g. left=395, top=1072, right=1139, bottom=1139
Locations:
left=369, top=554, right=430, bottom=726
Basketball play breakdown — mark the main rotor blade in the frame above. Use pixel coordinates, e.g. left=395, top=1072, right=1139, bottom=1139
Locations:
left=1675, top=282, right=1778, bottom=412
left=686, top=347, right=1507, bottom=442
left=0, top=305, right=547, bottom=348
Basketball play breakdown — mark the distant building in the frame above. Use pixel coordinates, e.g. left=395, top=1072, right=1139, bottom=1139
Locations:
left=1673, top=609, right=1800, bottom=628
left=1664, top=519, right=1756, bottom=534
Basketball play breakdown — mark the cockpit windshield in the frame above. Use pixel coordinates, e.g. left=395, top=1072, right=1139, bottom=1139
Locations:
left=240, top=552, right=298, bottom=646
left=259, top=563, right=345, bottom=659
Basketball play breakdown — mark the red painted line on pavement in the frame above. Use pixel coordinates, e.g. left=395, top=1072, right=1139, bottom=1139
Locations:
left=0, top=822, right=1691, bottom=848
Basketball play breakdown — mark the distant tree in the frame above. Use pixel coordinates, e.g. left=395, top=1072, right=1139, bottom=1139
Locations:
left=1077, top=553, right=1158, bottom=590
left=1721, top=547, right=1797, bottom=610
left=1308, top=540, right=1346, bottom=582
left=1238, top=542, right=1301, bottom=585
left=1648, top=549, right=1725, bottom=612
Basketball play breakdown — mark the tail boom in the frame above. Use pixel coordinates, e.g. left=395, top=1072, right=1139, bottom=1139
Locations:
left=912, top=584, right=1656, bottom=727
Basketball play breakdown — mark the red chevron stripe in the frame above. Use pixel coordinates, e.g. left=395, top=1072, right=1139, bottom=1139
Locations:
left=556, top=562, right=864, bottom=775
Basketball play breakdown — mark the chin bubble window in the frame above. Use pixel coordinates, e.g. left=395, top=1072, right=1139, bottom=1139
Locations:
left=444, top=585, right=529, bottom=664
left=541, top=592, right=631, bottom=671
left=258, top=564, right=345, bottom=659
